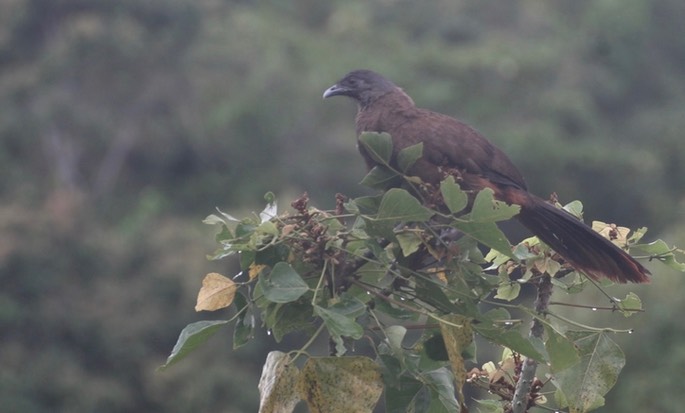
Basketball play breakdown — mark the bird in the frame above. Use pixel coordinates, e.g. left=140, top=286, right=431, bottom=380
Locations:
left=323, top=69, right=650, bottom=283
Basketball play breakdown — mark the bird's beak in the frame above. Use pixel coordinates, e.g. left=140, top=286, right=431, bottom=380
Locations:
left=323, top=84, right=348, bottom=99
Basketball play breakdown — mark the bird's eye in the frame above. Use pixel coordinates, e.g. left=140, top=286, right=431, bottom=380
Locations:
left=347, top=78, right=359, bottom=87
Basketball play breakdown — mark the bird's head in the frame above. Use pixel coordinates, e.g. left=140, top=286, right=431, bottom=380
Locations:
left=323, top=69, right=399, bottom=108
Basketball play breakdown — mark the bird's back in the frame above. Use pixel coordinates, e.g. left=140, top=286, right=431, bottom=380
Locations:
left=355, top=90, right=527, bottom=191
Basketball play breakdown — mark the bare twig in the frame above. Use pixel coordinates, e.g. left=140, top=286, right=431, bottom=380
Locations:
left=511, top=274, right=552, bottom=413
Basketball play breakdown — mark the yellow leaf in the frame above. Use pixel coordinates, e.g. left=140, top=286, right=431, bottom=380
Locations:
left=482, top=361, right=498, bottom=381
left=439, top=314, right=473, bottom=411
left=249, top=264, right=267, bottom=280
left=425, top=266, right=448, bottom=283
left=488, top=350, right=516, bottom=384
left=195, top=272, right=237, bottom=312
left=592, top=221, right=630, bottom=247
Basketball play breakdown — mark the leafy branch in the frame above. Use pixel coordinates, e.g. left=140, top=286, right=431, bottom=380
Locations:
left=162, top=132, right=684, bottom=413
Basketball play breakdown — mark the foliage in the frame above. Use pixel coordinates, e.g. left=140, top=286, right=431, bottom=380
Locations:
left=3, top=0, right=685, bottom=411
left=165, top=134, right=683, bottom=412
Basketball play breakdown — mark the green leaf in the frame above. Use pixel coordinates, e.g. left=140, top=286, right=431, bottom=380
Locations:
left=348, top=195, right=383, bottom=215
left=440, top=176, right=469, bottom=214
left=235, top=221, right=257, bottom=238
left=159, top=320, right=229, bottom=370
left=209, top=207, right=241, bottom=223
left=233, top=292, right=253, bottom=349
left=255, top=220, right=279, bottom=237
left=373, top=297, right=420, bottom=321
left=485, top=248, right=512, bottom=267
left=375, top=188, right=434, bottom=222
left=329, top=294, right=367, bottom=319
left=363, top=189, right=433, bottom=239
left=482, top=307, right=511, bottom=320
left=395, top=230, right=423, bottom=257
left=470, top=188, right=520, bottom=222
left=494, top=282, right=521, bottom=301
left=627, top=226, right=648, bottom=243
left=314, top=305, right=364, bottom=339
left=270, top=301, right=315, bottom=342
left=263, top=191, right=276, bottom=204
left=359, top=131, right=393, bottom=164
left=203, top=213, right=229, bottom=226
left=214, top=223, right=233, bottom=243
left=473, top=316, right=546, bottom=362
left=360, top=165, right=401, bottom=189
left=384, top=376, right=423, bottom=413
left=397, top=142, right=424, bottom=172
left=378, top=353, right=404, bottom=387
left=414, top=277, right=460, bottom=314
left=255, top=244, right=290, bottom=267
left=384, top=325, right=408, bottom=358
left=551, top=331, right=625, bottom=412
left=563, top=200, right=584, bottom=219
left=474, top=399, right=505, bottom=413
left=239, top=250, right=256, bottom=270
left=453, top=221, right=514, bottom=258
left=633, top=239, right=685, bottom=271
left=422, top=333, right=450, bottom=364
left=259, top=262, right=309, bottom=303
left=361, top=217, right=396, bottom=240
left=252, top=246, right=277, bottom=266
left=206, top=246, right=237, bottom=261
left=422, top=368, right=461, bottom=412
left=545, top=326, right=580, bottom=372
left=614, top=292, right=643, bottom=318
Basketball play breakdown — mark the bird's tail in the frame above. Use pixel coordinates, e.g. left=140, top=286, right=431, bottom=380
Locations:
left=517, top=196, right=650, bottom=283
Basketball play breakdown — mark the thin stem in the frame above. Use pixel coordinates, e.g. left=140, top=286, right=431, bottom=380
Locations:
left=582, top=275, right=623, bottom=308
left=549, top=301, right=644, bottom=313
left=546, top=311, right=634, bottom=333
left=350, top=278, right=466, bottom=329
left=310, top=259, right=329, bottom=306
left=351, top=279, right=426, bottom=315
left=290, top=323, right=326, bottom=364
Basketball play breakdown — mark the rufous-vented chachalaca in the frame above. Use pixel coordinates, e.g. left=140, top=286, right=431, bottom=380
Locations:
left=324, top=69, right=649, bottom=283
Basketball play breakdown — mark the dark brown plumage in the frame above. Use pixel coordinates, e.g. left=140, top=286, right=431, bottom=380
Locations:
left=324, top=69, right=650, bottom=283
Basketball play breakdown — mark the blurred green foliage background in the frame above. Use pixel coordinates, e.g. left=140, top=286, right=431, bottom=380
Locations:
left=1, top=0, right=684, bottom=411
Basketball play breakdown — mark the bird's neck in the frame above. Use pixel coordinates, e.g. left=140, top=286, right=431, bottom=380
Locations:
left=358, top=88, right=415, bottom=111
left=355, top=89, right=416, bottom=135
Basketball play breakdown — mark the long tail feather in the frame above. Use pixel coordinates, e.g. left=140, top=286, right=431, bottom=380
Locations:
left=517, top=197, right=650, bottom=283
